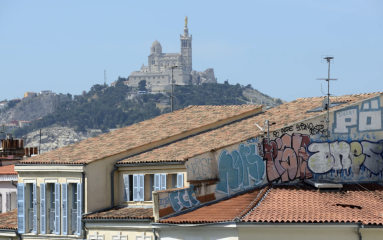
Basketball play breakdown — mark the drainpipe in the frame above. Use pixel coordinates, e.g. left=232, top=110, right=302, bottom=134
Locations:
left=153, top=228, right=157, bottom=240
left=82, top=172, right=86, bottom=239
left=16, top=229, right=21, bottom=240
left=358, top=224, right=363, bottom=240
left=11, top=180, right=17, bottom=187
left=111, top=166, right=118, bottom=207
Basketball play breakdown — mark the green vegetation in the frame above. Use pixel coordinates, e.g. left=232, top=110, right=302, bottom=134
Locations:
left=12, top=79, right=274, bottom=137
left=138, top=80, right=147, bottom=91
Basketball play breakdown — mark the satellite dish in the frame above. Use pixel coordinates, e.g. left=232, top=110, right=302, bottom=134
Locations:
left=322, top=98, right=331, bottom=111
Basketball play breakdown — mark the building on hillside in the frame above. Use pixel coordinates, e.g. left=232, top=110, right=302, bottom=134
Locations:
left=23, top=92, right=35, bottom=101
left=2, top=92, right=383, bottom=239
left=39, top=90, right=52, bottom=95
left=4, top=124, right=17, bottom=134
left=128, top=16, right=216, bottom=92
left=0, top=165, right=17, bottom=213
left=0, top=102, right=8, bottom=110
left=18, top=121, right=31, bottom=128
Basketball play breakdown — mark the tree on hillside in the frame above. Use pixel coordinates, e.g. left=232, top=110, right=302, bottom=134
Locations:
left=138, top=80, right=147, bottom=91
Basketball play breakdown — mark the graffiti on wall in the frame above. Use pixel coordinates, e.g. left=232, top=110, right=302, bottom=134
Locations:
left=169, top=187, right=201, bottom=212
left=273, top=123, right=326, bottom=138
left=308, top=140, right=383, bottom=175
left=187, top=157, right=212, bottom=180
left=333, top=97, right=383, bottom=134
left=263, top=133, right=312, bottom=182
left=216, top=143, right=265, bottom=195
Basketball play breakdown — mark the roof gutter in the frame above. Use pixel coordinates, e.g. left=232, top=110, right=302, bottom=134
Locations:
left=83, top=218, right=152, bottom=222
left=116, top=162, right=184, bottom=167
left=152, top=222, right=364, bottom=228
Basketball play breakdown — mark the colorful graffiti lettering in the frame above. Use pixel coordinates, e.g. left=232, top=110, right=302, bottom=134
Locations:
left=308, top=140, right=383, bottom=175
left=263, top=133, right=312, bottom=182
left=216, top=144, right=265, bottom=195
left=169, top=187, right=201, bottom=212
left=159, top=197, right=170, bottom=208
left=333, top=97, right=383, bottom=134
left=186, top=157, right=212, bottom=180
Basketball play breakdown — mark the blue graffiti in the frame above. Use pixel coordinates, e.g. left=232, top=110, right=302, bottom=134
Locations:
left=216, top=143, right=265, bottom=195
left=159, top=197, right=170, bottom=208
left=169, top=186, right=201, bottom=212
left=186, top=158, right=212, bottom=180
left=333, top=97, right=383, bottom=134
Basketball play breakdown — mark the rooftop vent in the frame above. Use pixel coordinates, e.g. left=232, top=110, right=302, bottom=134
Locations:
left=304, top=179, right=343, bottom=189
left=306, top=101, right=348, bottom=113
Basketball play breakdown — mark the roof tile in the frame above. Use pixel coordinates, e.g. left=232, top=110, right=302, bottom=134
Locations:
left=0, top=209, right=17, bottom=230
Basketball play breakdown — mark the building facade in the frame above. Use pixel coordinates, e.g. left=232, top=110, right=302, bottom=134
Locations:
left=128, top=17, right=216, bottom=92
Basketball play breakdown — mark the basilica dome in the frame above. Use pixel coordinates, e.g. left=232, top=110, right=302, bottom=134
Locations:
left=151, top=40, right=162, bottom=48
left=151, top=40, right=162, bottom=54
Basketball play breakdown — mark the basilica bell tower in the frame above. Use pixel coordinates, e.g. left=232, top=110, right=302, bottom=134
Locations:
left=180, top=16, right=192, bottom=74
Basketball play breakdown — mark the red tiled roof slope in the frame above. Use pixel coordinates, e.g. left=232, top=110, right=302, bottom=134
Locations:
left=119, top=92, right=382, bottom=164
left=0, top=209, right=17, bottom=230
left=161, top=186, right=269, bottom=224
left=83, top=206, right=153, bottom=220
left=242, top=184, right=383, bottom=225
left=0, top=165, right=17, bottom=175
left=18, top=105, right=261, bottom=165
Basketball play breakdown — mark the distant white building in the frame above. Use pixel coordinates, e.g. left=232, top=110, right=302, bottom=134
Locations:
left=39, top=90, right=52, bottom=95
left=19, top=121, right=31, bottom=128
left=128, top=17, right=216, bottom=91
left=0, top=102, right=8, bottom=110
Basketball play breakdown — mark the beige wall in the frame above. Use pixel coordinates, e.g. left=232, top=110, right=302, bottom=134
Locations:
left=85, top=221, right=154, bottom=240
left=158, top=226, right=238, bottom=240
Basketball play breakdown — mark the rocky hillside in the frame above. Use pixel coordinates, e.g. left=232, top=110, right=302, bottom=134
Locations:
left=242, top=88, right=285, bottom=107
left=0, top=94, right=69, bottom=124
left=23, top=127, right=91, bottom=153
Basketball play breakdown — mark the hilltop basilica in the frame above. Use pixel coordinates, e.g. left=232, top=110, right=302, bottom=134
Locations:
left=128, top=17, right=216, bottom=91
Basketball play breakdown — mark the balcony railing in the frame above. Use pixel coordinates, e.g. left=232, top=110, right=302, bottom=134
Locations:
left=49, top=208, right=55, bottom=232
left=71, top=209, right=77, bottom=234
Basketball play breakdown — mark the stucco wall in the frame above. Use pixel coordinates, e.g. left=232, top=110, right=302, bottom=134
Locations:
left=158, top=227, right=238, bottom=240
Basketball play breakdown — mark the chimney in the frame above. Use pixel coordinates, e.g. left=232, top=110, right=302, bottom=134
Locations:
left=25, top=148, right=29, bottom=157
left=20, top=139, right=24, bottom=148
left=33, top=147, right=38, bottom=155
left=29, top=147, right=33, bottom=156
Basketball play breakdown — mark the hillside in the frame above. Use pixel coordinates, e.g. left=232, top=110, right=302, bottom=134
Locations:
left=11, top=80, right=284, bottom=141
left=0, top=93, right=70, bottom=124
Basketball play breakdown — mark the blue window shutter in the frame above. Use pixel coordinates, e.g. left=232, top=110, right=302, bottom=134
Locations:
left=17, top=183, right=25, bottom=234
left=40, top=183, right=46, bottom=234
left=154, top=174, right=160, bottom=191
left=62, top=183, right=68, bottom=235
left=160, top=174, right=166, bottom=190
left=133, top=175, right=138, bottom=201
left=54, top=183, right=60, bottom=235
left=139, top=174, right=145, bottom=201
left=177, top=173, right=184, bottom=188
left=123, top=175, right=130, bottom=202
left=32, top=183, right=37, bottom=234
left=76, top=183, right=82, bottom=236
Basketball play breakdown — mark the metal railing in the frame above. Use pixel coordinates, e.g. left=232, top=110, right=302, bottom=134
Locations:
left=28, top=208, right=33, bottom=230
left=71, top=209, right=77, bottom=234
left=49, top=208, right=55, bottom=232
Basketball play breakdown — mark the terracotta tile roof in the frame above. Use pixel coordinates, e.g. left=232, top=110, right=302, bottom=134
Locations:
left=17, top=105, right=261, bottom=165
left=243, top=184, right=383, bottom=225
left=83, top=206, right=153, bottom=220
left=0, top=165, right=17, bottom=175
left=119, top=92, right=383, bottom=164
left=160, top=185, right=270, bottom=224
left=0, top=209, right=17, bottom=230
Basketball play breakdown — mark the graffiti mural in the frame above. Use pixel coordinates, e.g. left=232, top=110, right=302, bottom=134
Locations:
left=186, top=157, right=212, bottom=180
left=308, top=140, right=383, bottom=175
left=216, top=143, right=265, bottom=195
left=333, top=97, right=383, bottom=134
left=169, top=187, right=201, bottom=212
left=263, top=134, right=312, bottom=182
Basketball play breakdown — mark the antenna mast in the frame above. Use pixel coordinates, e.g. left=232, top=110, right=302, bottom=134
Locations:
left=316, top=55, right=338, bottom=138
left=104, top=69, right=107, bottom=85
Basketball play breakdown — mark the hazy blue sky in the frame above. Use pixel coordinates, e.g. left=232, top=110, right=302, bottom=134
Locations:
left=1, top=0, right=382, bottom=102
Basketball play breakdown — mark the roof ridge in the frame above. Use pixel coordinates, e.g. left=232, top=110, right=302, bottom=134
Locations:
left=296, top=92, right=383, bottom=100
left=239, top=184, right=273, bottom=221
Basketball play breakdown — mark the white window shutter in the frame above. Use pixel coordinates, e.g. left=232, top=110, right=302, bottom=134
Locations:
left=123, top=175, right=130, bottom=201
left=133, top=175, right=138, bottom=201
left=62, top=183, right=68, bottom=235
left=76, top=183, right=82, bottom=236
left=154, top=174, right=160, bottom=191
left=160, top=174, right=167, bottom=190
left=0, top=194, right=2, bottom=213
left=17, top=183, right=25, bottom=234
left=177, top=173, right=184, bottom=188
left=32, top=183, right=37, bottom=234
left=54, top=183, right=60, bottom=235
left=40, top=183, right=46, bottom=234
left=139, top=174, right=145, bottom=201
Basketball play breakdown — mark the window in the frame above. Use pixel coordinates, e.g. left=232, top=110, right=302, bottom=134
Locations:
left=124, top=174, right=144, bottom=201
left=154, top=174, right=167, bottom=192
left=5, top=192, right=17, bottom=212
left=172, top=174, right=184, bottom=188
left=66, top=183, right=81, bottom=236
left=17, top=183, right=37, bottom=234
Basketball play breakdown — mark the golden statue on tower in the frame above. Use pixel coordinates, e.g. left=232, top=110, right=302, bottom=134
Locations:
left=185, top=16, right=188, bottom=27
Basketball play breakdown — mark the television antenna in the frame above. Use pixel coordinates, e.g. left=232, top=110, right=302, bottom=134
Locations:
left=316, top=55, right=338, bottom=138
left=104, top=69, right=107, bottom=85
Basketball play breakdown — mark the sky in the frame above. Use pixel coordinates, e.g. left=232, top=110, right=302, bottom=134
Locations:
left=0, top=0, right=382, bottom=102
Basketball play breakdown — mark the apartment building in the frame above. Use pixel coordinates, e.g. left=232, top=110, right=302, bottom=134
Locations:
left=9, top=105, right=264, bottom=239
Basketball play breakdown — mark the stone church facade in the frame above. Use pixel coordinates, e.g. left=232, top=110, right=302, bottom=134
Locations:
left=128, top=17, right=216, bottom=91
